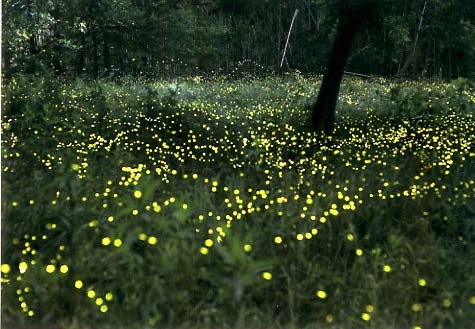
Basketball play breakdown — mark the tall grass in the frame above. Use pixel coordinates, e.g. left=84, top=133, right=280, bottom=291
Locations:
left=1, top=74, right=475, bottom=329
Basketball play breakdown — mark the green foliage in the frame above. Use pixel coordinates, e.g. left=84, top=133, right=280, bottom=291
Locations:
left=1, top=75, right=475, bottom=329
left=333, top=77, right=475, bottom=120
left=3, top=0, right=475, bottom=78
left=387, top=79, right=475, bottom=117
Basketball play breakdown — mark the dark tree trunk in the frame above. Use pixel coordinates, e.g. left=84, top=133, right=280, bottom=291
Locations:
left=26, top=35, right=40, bottom=73
left=76, top=34, right=86, bottom=75
left=400, top=0, right=427, bottom=77
left=92, top=32, right=99, bottom=79
left=311, top=3, right=372, bottom=134
left=52, top=34, right=64, bottom=75
left=103, top=32, right=111, bottom=74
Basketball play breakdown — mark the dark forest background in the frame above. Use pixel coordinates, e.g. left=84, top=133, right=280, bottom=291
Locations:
left=3, top=0, right=475, bottom=80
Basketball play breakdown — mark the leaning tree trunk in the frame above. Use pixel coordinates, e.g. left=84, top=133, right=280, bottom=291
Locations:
left=399, top=0, right=427, bottom=77
left=311, top=9, right=369, bottom=134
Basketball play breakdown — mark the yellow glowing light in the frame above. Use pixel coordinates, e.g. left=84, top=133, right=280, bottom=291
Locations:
left=329, top=209, right=339, bottom=216
left=325, top=314, right=334, bottom=323
left=361, top=313, right=371, bottom=321
left=442, top=299, right=452, bottom=307
left=95, top=297, right=104, bottom=305
left=153, top=203, right=161, bottom=212
left=1, top=264, right=11, bottom=274
left=87, top=290, right=96, bottom=298
left=383, top=265, right=392, bottom=273
left=274, top=236, right=283, bottom=244
left=366, top=304, right=374, bottom=313
left=45, top=265, right=55, bottom=273
left=469, top=296, right=475, bottom=304
left=102, top=237, right=111, bottom=246
left=347, top=233, right=354, bottom=241
left=148, top=236, right=158, bottom=245
left=19, top=262, right=28, bottom=274
left=200, top=247, right=209, bottom=255
left=411, top=303, right=422, bottom=312
left=316, top=290, right=327, bottom=299
left=418, top=278, right=427, bottom=286
left=296, top=233, right=304, bottom=241
left=74, top=280, right=83, bottom=289
left=60, top=265, right=69, bottom=274
left=205, top=239, right=214, bottom=247
left=244, top=244, right=252, bottom=252
left=105, top=292, right=113, bottom=301
left=100, top=305, right=108, bottom=313
left=356, top=249, right=364, bottom=256
left=262, top=272, right=272, bottom=280
left=113, top=239, right=122, bottom=247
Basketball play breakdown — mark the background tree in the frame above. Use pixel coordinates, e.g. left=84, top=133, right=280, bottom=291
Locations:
left=2, top=0, right=474, bottom=79
left=311, top=0, right=377, bottom=134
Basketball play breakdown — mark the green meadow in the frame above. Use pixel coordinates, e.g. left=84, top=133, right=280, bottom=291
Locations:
left=1, top=74, right=475, bottom=329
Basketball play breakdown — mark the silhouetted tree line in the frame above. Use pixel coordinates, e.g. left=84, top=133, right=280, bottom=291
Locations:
left=3, top=0, right=475, bottom=79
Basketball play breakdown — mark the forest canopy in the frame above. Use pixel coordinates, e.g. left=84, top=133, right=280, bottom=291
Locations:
left=2, top=0, right=475, bottom=79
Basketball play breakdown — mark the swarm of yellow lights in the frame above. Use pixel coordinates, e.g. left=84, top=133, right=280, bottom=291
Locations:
left=1, top=75, right=475, bottom=327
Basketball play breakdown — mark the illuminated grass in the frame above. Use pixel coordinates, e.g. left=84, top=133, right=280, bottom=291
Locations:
left=1, top=75, right=475, bottom=329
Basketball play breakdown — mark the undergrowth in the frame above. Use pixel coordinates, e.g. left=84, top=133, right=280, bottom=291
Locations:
left=1, top=74, right=475, bottom=329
